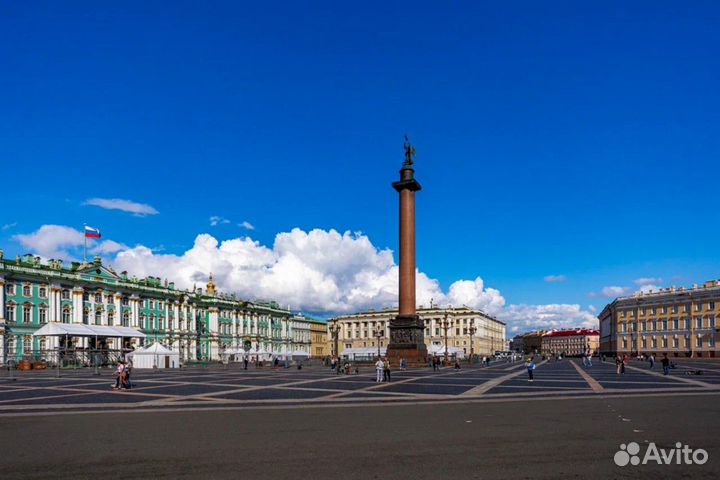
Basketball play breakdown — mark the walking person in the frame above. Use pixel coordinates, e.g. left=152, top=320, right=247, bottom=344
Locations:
left=661, top=353, right=670, bottom=375
left=615, top=354, right=623, bottom=374
left=649, top=353, right=655, bottom=369
left=621, top=354, right=628, bottom=374
left=582, top=352, right=588, bottom=367
left=383, top=358, right=391, bottom=382
left=243, top=355, right=249, bottom=370
left=586, top=348, right=593, bottom=367
left=526, top=357, right=536, bottom=382
left=111, top=360, right=124, bottom=390
left=375, top=357, right=384, bottom=383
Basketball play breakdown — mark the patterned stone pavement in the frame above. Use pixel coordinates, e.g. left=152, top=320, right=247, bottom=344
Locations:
left=1, top=358, right=719, bottom=416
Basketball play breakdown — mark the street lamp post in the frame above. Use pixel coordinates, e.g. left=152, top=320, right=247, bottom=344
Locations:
left=329, top=321, right=340, bottom=359
left=469, top=322, right=476, bottom=364
left=442, top=310, right=451, bottom=366
left=373, top=324, right=383, bottom=358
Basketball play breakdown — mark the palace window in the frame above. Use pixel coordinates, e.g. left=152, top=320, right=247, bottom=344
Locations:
left=5, top=283, right=15, bottom=295
left=122, top=311, right=130, bottom=327
left=662, top=319, right=667, bottom=331
left=660, top=306, right=667, bottom=314
left=672, top=305, right=678, bottom=314
left=710, top=336, right=716, bottom=347
left=23, top=337, right=31, bottom=354
left=684, top=303, right=691, bottom=313
left=39, top=306, right=47, bottom=324
left=23, top=285, right=31, bottom=297
left=39, top=286, right=47, bottom=298
left=6, top=337, right=15, bottom=355
left=641, top=337, right=647, bottom=349
left=61, top=289, right=70, bottom=300
left=108, top=311, right=114, bottom=326
left=651, top=307, right=657, bottom=315
left=673, top=337, right=679, bottom=348
left=62, top=307, right=71, bottom=323
left=23, top=304, right=32, bottom=324
left=5, top=303, right=16, bottom=322
left=95, top=310, right=102, bottom=325
left=83, top=292, right=89, bottom=301
left=662, top=337, right=668, bottom=348
left=708, top=301, right=715, bottom=310
left=709, top=315, right=716, bottom=329
left=121, top=297, right=129, bottom=306
left=695, top=317, right=703, bottom=329
left=696, top=336, right=703, bottom=348
left=696, top=303, right=702, bottom=312
left=651, top=337, right=657, bottom=348
left=95, top=293, right=102, bottom=303
left=83, top=308, right=89, bottom=324
left=684, top=318, right=691, bottom=329
left=140, top=314, right=146, bottom=329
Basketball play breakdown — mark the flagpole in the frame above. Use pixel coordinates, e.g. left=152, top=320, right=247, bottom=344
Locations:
left=83, top=224, right=87, bottom=263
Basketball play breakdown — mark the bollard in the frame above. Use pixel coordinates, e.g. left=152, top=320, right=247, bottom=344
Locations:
left=56, top=358, right=61, bottom=378
left=8, top=361, right=15, bottom=381
left=94, top=354, right=100, bottom=376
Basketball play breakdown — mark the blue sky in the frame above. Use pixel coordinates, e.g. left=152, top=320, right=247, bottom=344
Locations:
left=1, top=1, right=719, bottom=331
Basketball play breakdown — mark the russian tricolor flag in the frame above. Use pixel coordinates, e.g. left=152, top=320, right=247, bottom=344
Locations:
left=84, top=226, right=101, bottom=239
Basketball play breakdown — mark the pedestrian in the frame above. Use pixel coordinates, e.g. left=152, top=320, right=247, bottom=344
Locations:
left=454, top=359, right=461, bottom=370
left=621, top=354, right=628, bottom=374
left=615, top=354, right=622, bottom=374
left=586, top=348, right=593, bottom=367
left=111, top=360, right=124, bottom=390
left=526, top=357, right=536, bottom=382
left=649, top=354, right=655, bottom=369
left=375, top=357, right=384, bottom=382
left=383, top=358, right=391, bottom=382
left=243, top=355, right=249, bottom=370
left=661, top=353, right=670, bottom=375
left=582, top=352, right=587, bottom=367
left=399, top=357, right=406, bottom=371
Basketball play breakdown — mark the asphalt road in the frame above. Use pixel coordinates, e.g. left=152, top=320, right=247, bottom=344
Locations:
left=1, top=392, right=718, bottom=479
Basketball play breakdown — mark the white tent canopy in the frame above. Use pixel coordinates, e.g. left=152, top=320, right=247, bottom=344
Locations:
left=33, top=322, right=146, bottom=338
left=127, top=342, right=179, bottom=369
left=290, top=350, right=310, bottom=357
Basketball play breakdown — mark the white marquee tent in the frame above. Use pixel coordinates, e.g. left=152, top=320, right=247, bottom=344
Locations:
left=127, top=342, right=179, bottom=369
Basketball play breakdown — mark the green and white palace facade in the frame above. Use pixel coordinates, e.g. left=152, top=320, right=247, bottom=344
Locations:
left=0, top=251, right=312, bottom=363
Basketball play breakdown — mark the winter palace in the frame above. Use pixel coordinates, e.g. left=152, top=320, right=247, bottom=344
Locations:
left=0, top=250, right=322, bottom=364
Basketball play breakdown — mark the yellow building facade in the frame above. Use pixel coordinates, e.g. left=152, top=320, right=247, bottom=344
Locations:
left=599, top=280, right=719, bottom=357
left=308, top=319, right=327, bottom=358
left=328, top=306, right=505, bottom=358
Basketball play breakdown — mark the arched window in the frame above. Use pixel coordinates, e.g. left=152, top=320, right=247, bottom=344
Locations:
left=83, top=307, right=90, bottom=324
left=23, top=336, right=31, bottom=354
left=62, top=306, right=71, bottom=323
left=95, top=293, right=102, bottom=303
left=122, top=311, right=130, bottom=327
left=23, top=304, right=32, bottom=324
left=5, top=303, right=15, bottom=322
left=107, top=310, right=114, bottom=326
left=40, top=338, right=47, bottom=351
left=39, top=286, right=48, bottom=298
left=23, top=284, right=31, bottom=297
left=39, top=305, right=48, bottom=324
left=61, top=289, right=70, bottom=300
left=7, top=337, right=16, bottom=355
left=150, top=314, right=156, bottom=330
left=140, top=314, right=146, bottom=329
left=95, top=310, right=102, bottom=325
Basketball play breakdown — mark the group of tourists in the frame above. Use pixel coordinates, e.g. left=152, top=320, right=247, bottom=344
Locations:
left=111, top=359, right=133, bottom=390
left=374, top=357, right=392, bottom=382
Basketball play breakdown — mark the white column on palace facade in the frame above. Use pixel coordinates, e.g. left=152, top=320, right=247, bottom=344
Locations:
left=0, top=276, right=5, bottom=322
left=72, top=287, right=83, bottom=323
left=130, top=296, right=140, bottom=328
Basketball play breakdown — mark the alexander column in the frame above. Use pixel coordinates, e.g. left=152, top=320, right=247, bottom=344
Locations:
left=387, top=136, right=427, bottom=365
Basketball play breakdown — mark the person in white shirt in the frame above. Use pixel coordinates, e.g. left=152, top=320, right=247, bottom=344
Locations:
left=375, top=358, right=384, bottom=382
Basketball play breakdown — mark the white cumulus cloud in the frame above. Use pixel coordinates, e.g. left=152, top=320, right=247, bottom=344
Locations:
left=239, top=221, right=255, bottom=230
left=84, top=198, right=159, bottom=216
left=13, top=225, right=598, bottom=334
left=634, top=277, right=662, bottom=286
left=501, top=304, right=598, bottom=333
left=13, top=225, right=85, bottom=259
left=600, top=286, right=631, bottom=297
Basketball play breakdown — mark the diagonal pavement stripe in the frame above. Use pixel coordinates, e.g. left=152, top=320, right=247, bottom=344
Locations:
left=569, top=360, right=604, bottom=392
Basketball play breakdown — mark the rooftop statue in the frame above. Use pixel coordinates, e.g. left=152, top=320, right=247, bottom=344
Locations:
left=403, top=134, right=416, bottom=166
